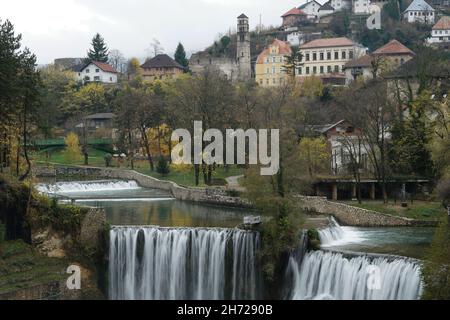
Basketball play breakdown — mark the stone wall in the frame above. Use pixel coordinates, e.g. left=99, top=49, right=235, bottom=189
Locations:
left=297, top=195, right=438, bottom=227
left=35, top=166, right=252, bottom=209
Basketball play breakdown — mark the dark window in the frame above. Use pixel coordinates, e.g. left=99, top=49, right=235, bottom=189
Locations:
left=320, top=52, right=324, bottom=60
left=313, top=53, right=317, bottom=61
left=313, top=66, right=317, bottom=74
left=320, top=66, right=324, bottom=74
left=306, top=54, right=310, bottom=61
left=334, top=52, right=339, bottom=59
left=306, top=67, right=310, bottom=74
left=342, top=51, right=347, bottom=59
left=327, top=52, right=331, bottom=60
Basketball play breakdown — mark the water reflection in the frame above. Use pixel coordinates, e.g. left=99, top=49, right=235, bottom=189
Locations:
left=76, top=199, right=250, bottom=228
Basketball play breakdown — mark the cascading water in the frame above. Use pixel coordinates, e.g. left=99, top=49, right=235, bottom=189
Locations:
left=36, top=180, right=140, bottom=194
left=318, top=217, right=364, bottom=247
left=109, top=226, right=261, bottom=300
left=287, top=250, right=423, bottom=300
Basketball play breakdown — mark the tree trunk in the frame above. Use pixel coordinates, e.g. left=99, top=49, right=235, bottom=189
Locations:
left=194, top=164, right=200, bottom=186
left=141, top=128, right=154, bottom=171
left=16, top=137, right=20, bottom=177
left=19, top=105, right=31, bottom=181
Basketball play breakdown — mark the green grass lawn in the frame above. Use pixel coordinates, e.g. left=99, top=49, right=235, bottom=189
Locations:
left=341, top=200, right=446, bottom=221
left=136, top=163, right=244, bottom=188
left=32, top=148, right=244, bottom=188
left=32, top=147, right=108, bottom=167
left=0, top=240, right=68, bottom=295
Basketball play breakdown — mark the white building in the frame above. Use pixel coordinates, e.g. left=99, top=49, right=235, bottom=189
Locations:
left=299, top=1, right=323, bottom=19
left=428, top=16, right=450, bottom=43
left=318, top=1, right=335, bottom=17
left=353, top=0, right=371, bottom=14
left=403, top=0, right=435, bottom=24
left=75, top=61, right=118, bottom=84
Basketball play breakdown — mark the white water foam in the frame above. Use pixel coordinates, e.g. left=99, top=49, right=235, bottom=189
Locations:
left=109, top=227, right=261, bottom=300
left=36, top=180, right=140, bottom=194
left=288, top=250, right=423, bottom=300
left=318, top=217, right=365, bottom=247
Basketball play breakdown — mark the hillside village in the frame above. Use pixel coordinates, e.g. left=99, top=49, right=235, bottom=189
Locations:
left=1, top=0, right=450, bottom=303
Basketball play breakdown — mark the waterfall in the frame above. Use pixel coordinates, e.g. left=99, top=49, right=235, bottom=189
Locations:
left=109, top=226, right=261, bottom=300
left=318, top=217, right=364, bottom=247
left=36, top=180, right=140, bottom=194
left=287, top=250, right=423, bottom=300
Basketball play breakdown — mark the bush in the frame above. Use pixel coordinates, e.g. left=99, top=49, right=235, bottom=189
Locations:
left=156, top=156, right=170, bottom=176
left=104, top=153, right=112, bottom=167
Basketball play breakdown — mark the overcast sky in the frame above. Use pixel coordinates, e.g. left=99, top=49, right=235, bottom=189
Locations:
left=1, top=0, right=319, bottom=65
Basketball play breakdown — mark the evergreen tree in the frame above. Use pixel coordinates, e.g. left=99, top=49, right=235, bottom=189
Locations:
left=174, top=42, right=189, bottom=72
left=156, top=156, right=170, bottom=176
left=87, top=33, right=109, bottom=62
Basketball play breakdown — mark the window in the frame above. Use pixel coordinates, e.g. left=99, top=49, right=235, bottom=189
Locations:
left=273, top=57, right=276, bottom=63
left=349, top=50, right=354, bottom=59
left=86, top=69, right=90, bottom=73
left=313, top=52, right=317, bottom=61
left=94, top=76, right=100, bottom=81
left=95, top=69, right=100, bottom=73
left=266, top=68, right=270, bottom=74
left=266, top=79, right=269, bottom=85
left=327, top=66, right=332, bottom=73
left=327, top=52, right=331, bottom=60
left=273, top=67, right=276, bottom=74
left=400, top=58, right=405, bottom=65
left=320, top=52, right=324, bottom=60
left=334, top=65, right=339, bottom=72
left=313, top=66, right=317, bottom=74
left=260, top=79, right=263, bottom=85
left=320, top=66, right=324, bottom=74
left=110, top=77, right=113, bottom=81
left=298, top=67, right=303, bottom=75
left=306, top=67, right=310, bottom=74
left=273, top=78, right=276, bottom=84
left=342, top=51, right=347, bottom=59
left=306, top=53, right=310, bottom=61
left=334, top=51, right=339, bottom=59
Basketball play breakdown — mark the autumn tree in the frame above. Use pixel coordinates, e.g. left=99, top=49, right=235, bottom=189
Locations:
left=64, top=132, right=82, bottom=163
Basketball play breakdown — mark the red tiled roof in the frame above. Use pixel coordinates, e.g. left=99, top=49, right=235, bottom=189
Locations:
left=256, top=39, right=292, bottom=64
left=90, top=61, right=118, bottom=73
left=372, top=40, right=415, bottom=56
left=433, top=16, right=450, bottom=30
left=282, top=7, right=306, bottom=17
left=300, top=37, right=357, bottom=49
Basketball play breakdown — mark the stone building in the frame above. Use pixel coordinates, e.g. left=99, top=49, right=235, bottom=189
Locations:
left=189, top=14, right=252, bottom=82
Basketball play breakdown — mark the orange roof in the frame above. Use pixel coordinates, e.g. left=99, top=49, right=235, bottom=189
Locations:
left=91, top=61, right=118, bottom=73
left=433, top=16, right=450, bottom=30
left=282, top=7, right=306, bottom=17
left=372, top=40, right=415, bottom=56
left=300, top=37, right=357, bottom=49
left=256, top=39, right=292, bottom=64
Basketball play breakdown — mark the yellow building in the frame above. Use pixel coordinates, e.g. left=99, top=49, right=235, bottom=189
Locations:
left=255, top=39, right=292, bottom=87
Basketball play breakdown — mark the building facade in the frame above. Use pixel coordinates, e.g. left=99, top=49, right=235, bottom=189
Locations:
left=282, top=8, right=308, bottom=27
left=403, top=0, right=435, bottom=24
left=297, top=37, right=366, bottom=78
left=75, top=61, right=118, bottom=84
left=255, top=39, right=292, bottom=87
left=428, top=16, right=450, bottom=44
left=141, top=54, right=184, bottom=82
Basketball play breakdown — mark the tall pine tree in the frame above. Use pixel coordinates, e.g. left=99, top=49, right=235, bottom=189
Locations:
left=87, top=33, right=109, bottom=62
left=174, top=42, right=189, bottom=72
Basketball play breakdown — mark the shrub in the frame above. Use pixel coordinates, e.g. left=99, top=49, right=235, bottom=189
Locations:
left=156, top=156, right=170, bottom=176
left=104, top=153, right=112, bottom=167
left=437, top=179, right=450, bottom=209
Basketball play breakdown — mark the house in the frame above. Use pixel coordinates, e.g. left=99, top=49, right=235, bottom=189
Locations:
left=282, top=8, right=308, bottom=27
left=372, top=39, right=415, bottom=68
left=287, top=31, right=322, bottom=46
left=54, top=58, right=84, bottom=70
left=75, top=61, right=118, bottom=84
left=344, top=39, right=415, bottom=84
left=297, top=37, right=366, bottom=80
left=318, top=1, right=335, bottom=17
left=75, top=113, right=116, bottom=139
left=343, top=54, right=375, bottom=84
left=299, top=0, right=323, bottom=19
left=299, top=119, right=370, bottom=176
left=403, top=0, right=435, bottom=24
left=352, top=0, right=371, bottom=14
left=141, top=54, right=185, bottom=82
left=255, top=39, right=292, bottom=87
left=427, top=16, right=450, bottom=44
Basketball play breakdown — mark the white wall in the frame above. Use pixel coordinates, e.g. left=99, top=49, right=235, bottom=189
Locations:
left=404, top=10, right=435, bottom=24
left=76, top=63, right=118, bottom=84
